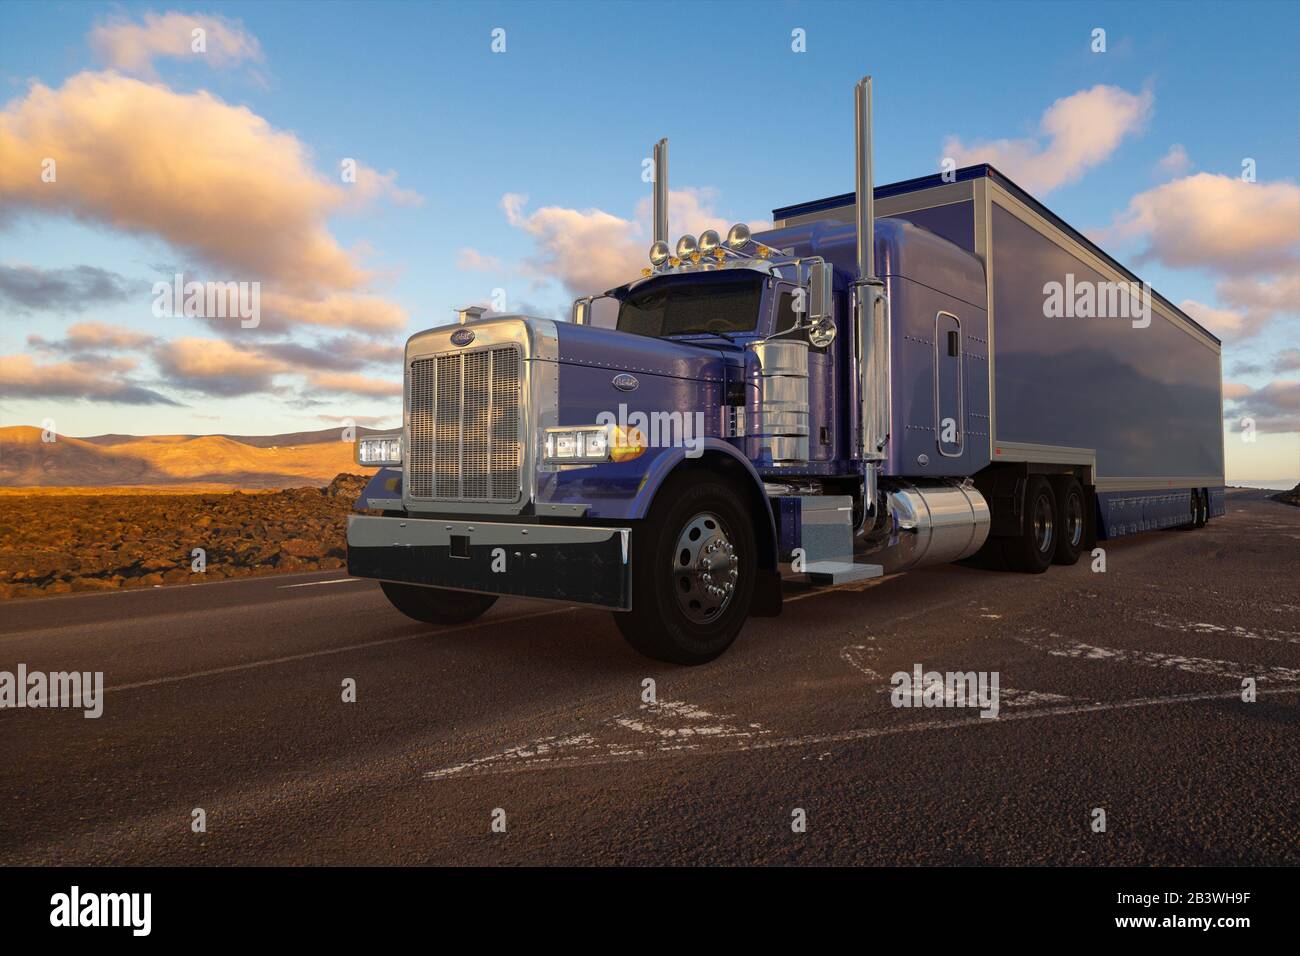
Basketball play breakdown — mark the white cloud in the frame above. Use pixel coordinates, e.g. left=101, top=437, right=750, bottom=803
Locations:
left=501, top=187, right=766, bottom=295
left=1155, top=144, right=1192, bottom=178
left=89, top=11, right=263, bottom=77
left=942, top=85, right=1153, bottom=195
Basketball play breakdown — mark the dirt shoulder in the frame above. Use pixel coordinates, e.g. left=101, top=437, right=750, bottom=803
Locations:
left=0, top=473, right=370, bottom=600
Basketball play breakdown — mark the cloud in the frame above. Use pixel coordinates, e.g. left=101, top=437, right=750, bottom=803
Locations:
left=0, top=264, right=133, bottom=313
left=306, top=371, right=403, bottom=397
left=1155, top=144, right=1191, bottom=178
left=316, top=413, right=396, bottom=426
left=1214, top=272, right=1300, bottom=338
left=259, top=334, right=403, bottom=371
left=0, top=71, right=413, bottom=333
left=153, top=337, right=286, bottom=396
left=28, top=321, right=153, bottom=354
left=0, top=353, right=179, bottom=405
left=1105, top=174, right=1300, bottom=274
left=456, top=247, right=504, bottom=272
left=502, top=187, right=764, bottom=295
left=942, top=85, right=1153, bottom=195
left=1178, top=300, right=1260, bottom=340
left=89, top=11, right=263, bottom=77
left=1103, top=174, right=1300, bottom=339
left=1224, top=378, right=1300, bottom=433
left=1274, top=349, right=1300, bottom=373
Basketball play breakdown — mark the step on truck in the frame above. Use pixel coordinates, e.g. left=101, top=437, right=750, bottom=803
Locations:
left=347, top=76, right=1226, bottom=664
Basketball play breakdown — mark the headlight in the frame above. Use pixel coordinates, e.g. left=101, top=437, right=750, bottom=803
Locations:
left=355, top=433, right=402, bottom=467
left=543, top=425, right=645, bottom=464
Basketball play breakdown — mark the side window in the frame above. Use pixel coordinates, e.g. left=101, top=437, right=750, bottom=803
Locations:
left=773, top=285, right=799, bottom=335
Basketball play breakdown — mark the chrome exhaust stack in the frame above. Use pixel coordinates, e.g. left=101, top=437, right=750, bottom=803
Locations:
left=851, top=75, right=891, bottom=526
left=653, top=137, right=669, bottom=246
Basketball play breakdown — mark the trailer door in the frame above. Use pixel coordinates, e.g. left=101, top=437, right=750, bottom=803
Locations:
left=935, top=311, right=963, bottom=457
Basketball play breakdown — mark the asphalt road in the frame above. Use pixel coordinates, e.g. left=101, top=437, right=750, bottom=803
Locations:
left=1, top=489, right=1296, bottom=866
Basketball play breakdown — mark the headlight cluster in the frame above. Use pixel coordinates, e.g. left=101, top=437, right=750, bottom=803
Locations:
left=355, top=434, right=402, bottom=467
left=544, top=425, right=646, bottom=463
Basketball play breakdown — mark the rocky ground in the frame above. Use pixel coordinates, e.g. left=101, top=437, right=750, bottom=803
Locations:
left=1271, top=481, right=1300, bottom=507
left=0, top=474, right=369, bottom=600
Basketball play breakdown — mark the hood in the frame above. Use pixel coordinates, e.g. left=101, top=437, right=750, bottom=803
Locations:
left=553, top=321, right=731, bottom=381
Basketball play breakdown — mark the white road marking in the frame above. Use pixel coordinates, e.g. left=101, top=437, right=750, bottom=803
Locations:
left=277, top=577, right=362, bottom=589
left=1136, top=611, right=1300, bottom=645
left=840, top=643, right=881, bottom=680
left=1017, top=634, right=1300, bottom=682
left=423, top=684, right=1300, bottom=780
left=426, top=698, right=770, bottom=780
left=94, top=606, right=581, bottom=697
left=841, top=641, right=1079, bottom=708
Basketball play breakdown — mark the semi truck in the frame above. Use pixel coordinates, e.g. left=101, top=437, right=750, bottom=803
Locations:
left=347, top=76, right=1225, bottom=664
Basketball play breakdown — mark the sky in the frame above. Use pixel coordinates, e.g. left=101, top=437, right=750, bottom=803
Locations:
left=0, top=0, right=1297, bottom=483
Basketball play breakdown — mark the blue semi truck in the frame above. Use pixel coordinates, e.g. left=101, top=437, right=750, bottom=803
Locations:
left=347, top=77, right=1225, bottom=664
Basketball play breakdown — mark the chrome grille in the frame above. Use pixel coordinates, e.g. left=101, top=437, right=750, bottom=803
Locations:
left=408, top=346, right=523, bottom=501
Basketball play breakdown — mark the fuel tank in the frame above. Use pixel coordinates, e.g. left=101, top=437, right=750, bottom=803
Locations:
left=862, top=478, right=990, bottom=574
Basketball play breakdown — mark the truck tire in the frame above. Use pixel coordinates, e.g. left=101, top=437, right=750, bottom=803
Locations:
left=1195, top=489, right=1209, bottom=528
left=379, top=581, right=497, bottom=625
left=1050, top=477, right=1086, bottom=566
left=614, top=473, right=757, bottom=665
left=1180, top=489, right=1205, bottom=530
left=1001, top=476, right=1056, bottom=574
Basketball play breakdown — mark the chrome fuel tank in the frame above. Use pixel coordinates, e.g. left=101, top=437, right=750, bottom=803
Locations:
left=864, top=479, right=990, bottom=574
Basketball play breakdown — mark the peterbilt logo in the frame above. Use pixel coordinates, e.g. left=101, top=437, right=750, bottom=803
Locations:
left=450, top=329, right=476, bottom=347
left=612, top=373, right=639, bottom=392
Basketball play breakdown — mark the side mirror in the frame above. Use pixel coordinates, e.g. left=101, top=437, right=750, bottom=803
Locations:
left=571, top=296, right=592, bottom=325
left=807, top=262, right=836, bottom=347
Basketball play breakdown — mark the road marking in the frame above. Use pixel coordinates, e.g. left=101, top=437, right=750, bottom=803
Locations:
left=423, top=684, right=1300, bottom=780
left=1136, top=610, right=1300, bottom=645
left=94, top=606, right=582, bottom=697
left=278, top=578, right=363, bottom=589
left=1017, top=634, right=1300, bottom=682
left=426, top=698, right=770, bottom=780
left=840, top=642, right=882, bottom=679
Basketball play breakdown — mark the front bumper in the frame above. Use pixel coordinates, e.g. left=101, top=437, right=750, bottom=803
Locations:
left=347, top=515, right=632, bottom=610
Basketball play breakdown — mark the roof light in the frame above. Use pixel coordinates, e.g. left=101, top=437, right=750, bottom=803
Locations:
left=675, top=235, right=698, bottom=259
left=649, top=240, right=671, bottom=266
left=698, top=229, right=721, bottom=255
left=725, top=223, right=751, bottom=250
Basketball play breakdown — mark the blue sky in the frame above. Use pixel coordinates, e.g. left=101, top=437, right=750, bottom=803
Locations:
left=1, top=0, right=1297, bottom=481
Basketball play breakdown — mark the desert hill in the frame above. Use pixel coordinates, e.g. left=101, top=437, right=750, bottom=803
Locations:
left=0, top=425, right=387, bottom=490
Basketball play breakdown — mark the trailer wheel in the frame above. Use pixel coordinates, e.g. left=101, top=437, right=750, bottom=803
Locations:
left=379, top=581, right=497, bottom=625
left=1194, top=489, right=1209, bottom=528
left=1001, top=476, right=1056, bottom=574
left=1050, top=477, right=1086, bottom=566
left=613, top=472, right=757, bottom=665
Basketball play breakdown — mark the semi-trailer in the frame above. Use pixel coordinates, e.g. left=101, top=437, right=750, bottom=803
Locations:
left=347, top=76, right=1225, bottom=664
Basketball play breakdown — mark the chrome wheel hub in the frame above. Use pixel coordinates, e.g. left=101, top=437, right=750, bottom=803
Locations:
left=1066, top=493, right=1084, bottom=548
left=672, top=512, right=739, bottom=624
left=1033, top=496, right=1055, bottom=553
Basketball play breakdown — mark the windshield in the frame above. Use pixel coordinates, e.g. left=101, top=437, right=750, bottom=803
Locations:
left=616, top=271, right=763, bottom=338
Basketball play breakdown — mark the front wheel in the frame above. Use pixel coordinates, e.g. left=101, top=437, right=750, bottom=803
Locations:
left=380, top=581, right=498, bottom=625
left=614, top=473, right=757, bottom=664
